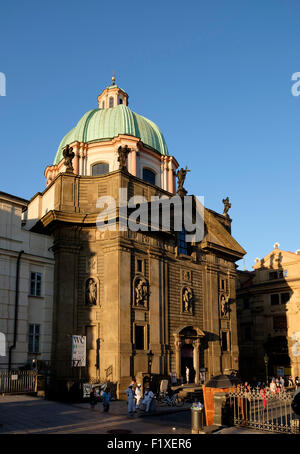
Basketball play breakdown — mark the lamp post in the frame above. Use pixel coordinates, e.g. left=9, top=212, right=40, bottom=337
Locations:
left=264, top=353, right=269, bottom=385
left=147, top=350, right=154, bottom=376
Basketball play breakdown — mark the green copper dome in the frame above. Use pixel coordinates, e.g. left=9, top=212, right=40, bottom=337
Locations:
left=54, top=105, right=169, bottom=164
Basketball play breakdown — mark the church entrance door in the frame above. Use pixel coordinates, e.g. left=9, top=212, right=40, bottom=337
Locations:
left=181, top=343, right=195, bottom=383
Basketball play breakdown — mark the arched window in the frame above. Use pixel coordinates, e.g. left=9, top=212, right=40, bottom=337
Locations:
left=102, top=101, right=105, bottom=109
left=92, top=162, right=109, bottom=176
left=119, top=98, right=123, bottom=104
left=143, top=168, right=156, bottom=185
left=109, top=97, right=114, bottom=108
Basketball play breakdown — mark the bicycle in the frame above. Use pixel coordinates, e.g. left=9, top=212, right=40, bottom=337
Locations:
left=156, top=391, right=184, bottom=407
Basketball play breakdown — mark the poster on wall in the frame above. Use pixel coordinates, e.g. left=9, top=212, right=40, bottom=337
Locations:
left=71, top=335, right=86, bottom=367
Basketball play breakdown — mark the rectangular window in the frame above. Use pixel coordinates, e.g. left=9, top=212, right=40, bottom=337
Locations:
left=30, top=272, right=42, bottom=296
left=243, top=297, right=250, bottom=309
left=273, top=316, right=287, bottom=330
left=135, top=325, right=145, bottom=350
left=242, top=323, right=252, bottom=341
left=269, top=271, right=278, bottom=280
left=28, top=324, right=40, bottom=354
left=178, top=230, right=188, bottom=255
left=270, top=294, right=280, bottom=305
left=137, top=259, right=143, bottom=273
left=281, top=293, right=290, bottom=304
left=221, top=331, right=228, bottom=352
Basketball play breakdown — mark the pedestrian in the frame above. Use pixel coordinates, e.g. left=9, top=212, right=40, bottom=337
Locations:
left=135, top=383, right=142, bottom=409
left=295, top=376, right=300, bottom=389
left=125, top=383, right=136, bottom=417
left=270, top=379, right=276, bottom=394
left=89, top=386, right=97, bottom=410
left=102, top=387, right=111, bottom=413
left=141, top=386, right=154, bottom=413
left=243, top=381, right=251, bottom=392
left=288, top=376, right=294, bottom=387
left=275, top=378, right=281, bottom=393
left=279, top=376, right=284, bottom=389
left=260, top=383, right=267, bottom=411
left=185, top=366, right=190, bottom=384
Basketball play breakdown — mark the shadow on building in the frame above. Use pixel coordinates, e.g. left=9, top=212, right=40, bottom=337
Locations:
left=237, top=250, right=294, bottom=384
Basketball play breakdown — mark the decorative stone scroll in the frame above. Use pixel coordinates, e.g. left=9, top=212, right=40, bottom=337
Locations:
left=182, top=287, right=193, bottom=314
left=85, top=278, right=97, bottom=305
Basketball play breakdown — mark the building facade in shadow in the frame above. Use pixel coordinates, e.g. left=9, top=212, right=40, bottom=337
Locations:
left=237, top=243, right=300, bottom=382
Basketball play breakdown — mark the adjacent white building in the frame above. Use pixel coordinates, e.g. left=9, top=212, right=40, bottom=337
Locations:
left=0, top=191, right=54, bottom=369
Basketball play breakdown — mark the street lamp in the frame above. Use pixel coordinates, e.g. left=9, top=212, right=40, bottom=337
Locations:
left=147, top=350, right=154, bottom=375
left=264, top=353, right=269, bottom=385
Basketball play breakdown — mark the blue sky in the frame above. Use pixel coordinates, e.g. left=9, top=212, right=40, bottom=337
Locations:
left=1, top=0, right=300, bottom=270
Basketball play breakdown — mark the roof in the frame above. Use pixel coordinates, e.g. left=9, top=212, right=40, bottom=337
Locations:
left=54, top=104, right=169, bottom=164
left=0, top=191, right=29, bottom=208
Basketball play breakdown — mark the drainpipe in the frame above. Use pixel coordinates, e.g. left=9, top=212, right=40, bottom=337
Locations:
left=8, top=250, right=24, bottom=370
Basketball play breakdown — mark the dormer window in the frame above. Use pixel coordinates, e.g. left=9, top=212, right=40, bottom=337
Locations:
left=109, top=97, right=114, bottom=108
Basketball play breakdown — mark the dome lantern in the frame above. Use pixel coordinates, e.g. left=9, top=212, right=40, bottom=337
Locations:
left=97, top=74, right=128, bottom=109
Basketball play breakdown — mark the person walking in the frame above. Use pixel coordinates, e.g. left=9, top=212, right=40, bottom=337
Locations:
left=135, top=384, right=142, bottom=410
left=295, top=376, right=300, bottom=389
left=125, top=384, right=136, bottom=417
left=279, top=376, right=284, bottom=389
left=102, top=387, right=111, bottom=413
left=288, top=376, right=294, bottom=387
left=89, top=386, right=97, bottom=410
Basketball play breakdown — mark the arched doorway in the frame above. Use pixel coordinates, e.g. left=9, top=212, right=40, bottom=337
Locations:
left=181, top=342, right=195, bottom=383
left=173, top=326, right=205, bottom=385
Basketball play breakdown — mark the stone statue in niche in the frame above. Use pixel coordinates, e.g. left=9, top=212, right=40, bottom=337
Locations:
left=85, top=278, right=97, bottom=305
left=134, top=277, right=149, bottom=307
left=220, top=294, right=229, bottom=318
left=182, top=287, right=193, bottom=313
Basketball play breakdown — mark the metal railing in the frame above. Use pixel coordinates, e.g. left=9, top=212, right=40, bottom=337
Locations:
left=0, top=369, right=38, bottom=394
left=229, top=386, right=299, bottom=434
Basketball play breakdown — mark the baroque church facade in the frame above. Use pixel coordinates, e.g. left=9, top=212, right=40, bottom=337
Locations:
left=22, top=78, right=246, bottom=397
